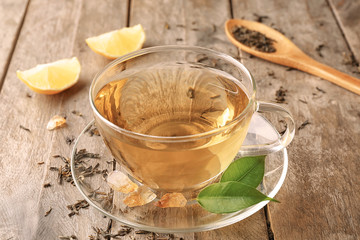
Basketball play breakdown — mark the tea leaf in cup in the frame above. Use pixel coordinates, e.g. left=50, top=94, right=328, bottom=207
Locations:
left=220, top=155, right=265, bottom=188
left=197, top=181, right=278, bottom=214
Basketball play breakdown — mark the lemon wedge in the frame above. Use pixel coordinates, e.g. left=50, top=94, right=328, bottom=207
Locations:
left=17, top=57, right=81, bottom=95
left=86, top=24, right=145, bottom=59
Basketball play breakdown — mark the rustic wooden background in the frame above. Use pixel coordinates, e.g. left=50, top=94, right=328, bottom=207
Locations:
left=0, top=0, right=359, bottom=239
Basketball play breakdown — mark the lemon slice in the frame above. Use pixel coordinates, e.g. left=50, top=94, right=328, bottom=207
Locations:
left=86, top=24, right=145, bottom=59
left=17, top=57, right=81, bottom=95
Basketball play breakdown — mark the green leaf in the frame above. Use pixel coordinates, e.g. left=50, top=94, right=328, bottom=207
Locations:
left=197, top=181, right=279, bottom=214
left=220, top=155, right=265, bottom=188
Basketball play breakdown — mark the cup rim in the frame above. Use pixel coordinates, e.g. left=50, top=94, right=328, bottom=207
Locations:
left=89, top=45, right=256, bottom=142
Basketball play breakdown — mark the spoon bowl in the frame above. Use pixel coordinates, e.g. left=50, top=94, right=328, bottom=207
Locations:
left=225, top=19, right=360, bottom=95
left=226, top=19, right=303, bottom=60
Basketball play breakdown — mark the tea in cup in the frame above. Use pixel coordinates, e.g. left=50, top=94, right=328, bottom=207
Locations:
left=90, top=46, right=294, bottom=193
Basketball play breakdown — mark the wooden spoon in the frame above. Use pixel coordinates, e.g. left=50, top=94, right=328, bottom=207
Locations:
left=225, top=19, right=360, bottom=95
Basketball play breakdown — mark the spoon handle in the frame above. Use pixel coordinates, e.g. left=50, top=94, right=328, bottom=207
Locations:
left=291, top=53, right=360, bottom=95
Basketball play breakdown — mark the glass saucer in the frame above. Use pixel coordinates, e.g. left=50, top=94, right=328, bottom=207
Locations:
left=71, top=113, right=288, bottom=233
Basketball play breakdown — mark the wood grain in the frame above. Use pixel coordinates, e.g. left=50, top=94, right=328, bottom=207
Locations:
left=0, top=0, right=29, bottom=89
left=0, top=0, right=128, bottom=239
left=231, top=0, right=360, bottom=239
left=0, top=0, right=84, bottom=238
left=328, top=0, right=360, bottom=61
left=34, top=0, right=129, bottom=239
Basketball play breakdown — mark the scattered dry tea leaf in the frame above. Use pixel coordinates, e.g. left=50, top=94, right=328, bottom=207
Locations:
left=59, top=235, right=78, bottom=240
left=19, top=125, right=31, bottom=132
left=155, top=193, right=187, bottom=208
left=253, top=13, right=269, bottom=23
left=134, top=230, right=151, bottom=234
left=44, top=207, right=52, bottom=217
left=71, top=110, right=83, bottom=117
left=67, top=199, right=89, bottom=217
left=107, top=170, right=138, bottom=193
left=89, top=127, right=100, bottom=137
left=123, top=186, right=156, bottom=207
left=298, top=120, right=310, bottom=131
left=275, top=86, right=287, bottom=103
left=315, top=44, right=325, bottom=57
left=47, top=115, right=66, bottom=130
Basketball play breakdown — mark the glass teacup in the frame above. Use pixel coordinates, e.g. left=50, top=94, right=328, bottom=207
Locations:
left=90, top=46, right=294, bottom=194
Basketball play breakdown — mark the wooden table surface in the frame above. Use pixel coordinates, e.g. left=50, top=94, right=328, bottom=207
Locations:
left=1, top=0, right=359, bottom=239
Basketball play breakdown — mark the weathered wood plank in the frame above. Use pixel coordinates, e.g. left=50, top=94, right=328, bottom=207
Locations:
left=231, top=0, right=360, bottom=239
left=0, top=0, right=29, bottom=89
left=196, top=210, right=269, bottom=240
left=0, top=0, right=84, bottom=238
left=34, top=0, right=129, bottom=239
left=0, top=0, right=128, bottom=239
left=328, top=0, right=360, bottom=62
left=129, top=0, right=269, bottom=239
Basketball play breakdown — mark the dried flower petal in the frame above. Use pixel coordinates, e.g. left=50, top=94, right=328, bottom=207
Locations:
left=107, top=170, right=138, bottom=193
left=123, top=186, right=156, bottom=207
left=155, top=193, right=187, bottom=208
left=47, top=115, right=66, bottom=130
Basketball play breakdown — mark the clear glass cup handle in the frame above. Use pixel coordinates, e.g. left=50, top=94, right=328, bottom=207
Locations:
left=239, top=101, right=295, bottom=156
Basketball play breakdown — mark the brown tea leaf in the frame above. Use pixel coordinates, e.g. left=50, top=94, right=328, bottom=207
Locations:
left=19, top=125, right=31, bottom=132
left=275, top=86, right=287, bottom=103
left=44, top=207, right=52, bottom=217
left=155, top=193, right=187, bottom=208
left=71, top=110, right=83, bottom=117
left=232, top=26, right=276, bottom=53
left=67, top=199, right=89, bottom=217
left=298, top=120, right=310, bottom=131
